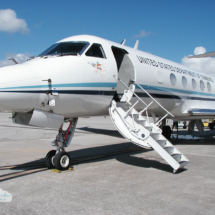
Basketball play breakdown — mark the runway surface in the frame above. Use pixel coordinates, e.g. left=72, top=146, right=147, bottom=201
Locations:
left=0, top=113, right=215, bottom=215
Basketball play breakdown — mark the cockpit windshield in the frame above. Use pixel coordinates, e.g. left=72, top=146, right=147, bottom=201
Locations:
left=38, top=41, right=90, bottom=57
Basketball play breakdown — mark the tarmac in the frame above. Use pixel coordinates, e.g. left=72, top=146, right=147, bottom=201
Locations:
left=0, top=113, right=215, bottom=214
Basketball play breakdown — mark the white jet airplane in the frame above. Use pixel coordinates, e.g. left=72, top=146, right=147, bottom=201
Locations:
left=0, top=35, right=214, bottom=173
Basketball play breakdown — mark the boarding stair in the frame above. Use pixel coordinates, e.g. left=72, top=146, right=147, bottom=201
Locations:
left=109, top=79, right=189, bottom=173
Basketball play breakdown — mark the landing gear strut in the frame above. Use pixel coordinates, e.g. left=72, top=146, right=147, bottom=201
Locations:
left=45, top=118, right=78, bottom=170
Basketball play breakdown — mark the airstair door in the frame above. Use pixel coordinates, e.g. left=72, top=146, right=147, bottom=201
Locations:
left=116, top=54, right=136, bottom=103
left=109, top=53, right=152, bottom=148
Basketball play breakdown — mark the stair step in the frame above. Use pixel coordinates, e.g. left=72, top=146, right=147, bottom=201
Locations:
left=133, top=114, right=147, bottom=121
left=133, top=113, right=141, bottom=117
left=150, top=132, right=160, bottom=140
left=145, top=125, right=153, bottom=128
left=165, top=147, right=175, bottom=155
left=133, top=117, right=147, bottom=125
left=157, top=140, right=167, bottom=148
left=145, top=126, right=153, bottom=132
left=172, top=154, right=182, bottom=162
left=136, top=120, right=147, bottom=125
left=135, top=117, right=146, bottom=121
left=179, top=161, right=189, bottom=167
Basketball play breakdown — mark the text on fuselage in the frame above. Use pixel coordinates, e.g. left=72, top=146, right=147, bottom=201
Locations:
left=136, top=55, right=213, bottom=82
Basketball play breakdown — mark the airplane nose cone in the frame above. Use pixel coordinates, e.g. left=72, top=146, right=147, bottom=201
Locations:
left=0, top=62, right=37, bottom=86
left=0, top=62, right=41, bottom=111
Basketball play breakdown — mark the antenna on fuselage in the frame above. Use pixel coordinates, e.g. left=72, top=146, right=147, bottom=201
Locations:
left=9, top=58, right=18, bottom=64
left=134, top=40, right=139, bottom=50
left=121, top=39, right=126, bottom=45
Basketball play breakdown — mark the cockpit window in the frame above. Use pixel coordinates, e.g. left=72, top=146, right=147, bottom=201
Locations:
left=38, top=42, right=90, bottom=57
left=85, top=43, right=106, bottom=58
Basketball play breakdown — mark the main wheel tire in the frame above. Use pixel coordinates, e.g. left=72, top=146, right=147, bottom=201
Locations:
left=162, top=126, right=172, bottom=139
left=45, top=150, right=56, bottom=169
left=53, top=151, right=70, bottom=170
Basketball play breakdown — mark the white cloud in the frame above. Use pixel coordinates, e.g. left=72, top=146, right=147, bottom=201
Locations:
left=194, top=46, right=206, bottom=55
left=0, top=53, right=31, bottom=68
left=133, top=30, right=150, bottom=38
left=181, top=46, right=215, bottom=75
left=0, top=9, right=29, bottom=34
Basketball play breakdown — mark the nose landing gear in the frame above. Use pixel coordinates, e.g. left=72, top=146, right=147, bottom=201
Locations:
left=45, top=118, right=78, bottom=170
left=53, top=151, right=70, bottom=170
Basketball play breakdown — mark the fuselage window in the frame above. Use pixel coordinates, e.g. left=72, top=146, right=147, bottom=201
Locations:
left=182, top=76, right=187, bottom=88
left=170, top=73, right=177, bottom=86
left=207, top=82, right=212, bottom=92
left=85, top=43, right=106, bottom=58
left=192, top=79, right=196, bottom=89
left=200, top=80, right=205, bottom=91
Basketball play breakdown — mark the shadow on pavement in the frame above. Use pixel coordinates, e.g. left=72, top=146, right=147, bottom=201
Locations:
left=116, top=155, right=173, bottom=173
left=1, top=141, right=182, bottom=181
left=77, top=127, right=123, bottom=138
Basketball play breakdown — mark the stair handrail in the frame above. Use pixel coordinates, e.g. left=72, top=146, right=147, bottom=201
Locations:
left=132, top=80, right=174, bottom=118
left=118, top=79, right=148, bottom=107
left=118, top=78, right=174, bottom=124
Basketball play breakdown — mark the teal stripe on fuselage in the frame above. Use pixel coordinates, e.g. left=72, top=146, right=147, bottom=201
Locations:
left=138, top=84, right=215, bottom=98
left=0, top=82, right=214, bottom=98
left=0, top=82, right=117, bottom=90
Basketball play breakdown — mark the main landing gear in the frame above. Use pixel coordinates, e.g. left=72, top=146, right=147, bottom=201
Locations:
left=45, top=118, right=78, bottom=170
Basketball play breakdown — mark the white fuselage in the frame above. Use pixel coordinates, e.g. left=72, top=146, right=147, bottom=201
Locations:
left=0, top=35, right=214, bottom=120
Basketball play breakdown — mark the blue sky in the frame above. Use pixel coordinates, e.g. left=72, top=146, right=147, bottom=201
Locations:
left=0, top=0, right=215, bottom=66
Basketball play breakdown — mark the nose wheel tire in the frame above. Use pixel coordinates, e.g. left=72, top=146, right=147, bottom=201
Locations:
left=45, top=150, right=56, bottom=169
left=53, top=151, right=71, bottom=170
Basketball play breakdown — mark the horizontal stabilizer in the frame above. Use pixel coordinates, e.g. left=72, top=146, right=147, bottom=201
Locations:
left=188, top=51, right=215, bottom=58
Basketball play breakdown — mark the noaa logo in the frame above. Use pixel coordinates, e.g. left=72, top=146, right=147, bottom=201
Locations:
left=88, top=61, right=108, bottom=78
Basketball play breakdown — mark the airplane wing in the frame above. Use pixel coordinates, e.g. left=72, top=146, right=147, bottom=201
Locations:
left=188, top=51, right=215, bottom=58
